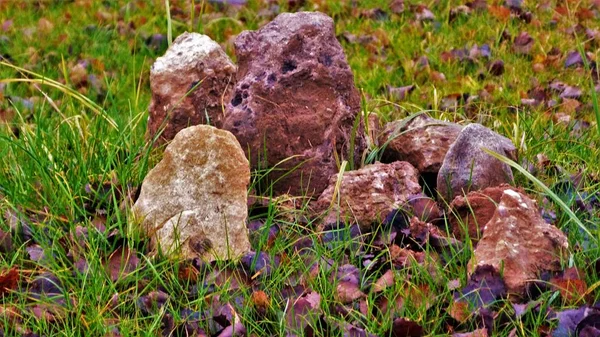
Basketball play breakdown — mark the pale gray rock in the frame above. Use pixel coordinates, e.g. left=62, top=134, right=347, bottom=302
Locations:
left=437, top=123, right=516, bottom=201
left=133, top=125, right=251, bottom=261
left=148, top=32, right=236, bottom=144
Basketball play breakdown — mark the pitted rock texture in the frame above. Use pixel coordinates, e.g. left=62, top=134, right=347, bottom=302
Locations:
left=315, top=161, right=421, bottom=229
left=380, top=113, right=462, bottom=174
left=437, top=123, right=517, bottom=201
left=133, top=125, right=251, bottom=261
left=448, top=184, right=520, bottom=241
left=223, top=11, right=365, bottom=197
left=148, top=32, right=236, bottom=144
left=470, top=189, right=568, bottom=295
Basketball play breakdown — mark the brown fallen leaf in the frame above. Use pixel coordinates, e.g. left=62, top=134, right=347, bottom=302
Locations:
left=0, top=268, right=19, bottom=296
left=373, top=269, right=395, bottom=293
left=106, top=246, right=139, bottom=282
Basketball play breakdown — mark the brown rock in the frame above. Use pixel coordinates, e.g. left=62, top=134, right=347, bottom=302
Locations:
left=148, top=32, right=236, bottom=144
left=133, top=125, right=251, bottom=261
left=448, top=184, right=520, bottom=241
left=223, top=12, right=365, bottom=197
left=470, top=189, right=568, bottom=295
left=380, top=113, right=462, bottom=174
left=315, top=161, right=421, bottom=229
left=437, top=123, right=516, bottom=201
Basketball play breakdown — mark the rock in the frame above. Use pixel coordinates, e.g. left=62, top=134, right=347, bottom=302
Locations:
left=133, top=125, right=251, bottom=261
left=315, top=161, right=421, bottom=229
left=380, top=113, right=462, bottom=174
left=448, top=184, right=520, bottom=241
left=437, top=123, right=516, bottom=201
left=470, top=189, right=568, bottom=295
left=148, top=32, right=236, bottom=144
left=223, top=12, right=365, bottom=197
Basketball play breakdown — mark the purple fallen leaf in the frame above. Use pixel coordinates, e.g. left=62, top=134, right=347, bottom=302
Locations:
left=388, top=85, right=415, bottom=101
left=136, top=290, right=169, bottom=315
left=216, top=322, right=246, bottom=337
left=286, top=292, right=321, bottom=332
left=387, top=318, right=423, bottom=337
left=240, top=251, right=280, bottom=277
left=560, top=86, right=582, bottom=99
left=455, top=265, right=506, bottom=310
left=512, top=32, right=534, bottom=55
left=565, top=51, right=586, bottom=68
left=415, top=5, right=435, bottom=21
left=505, top=0, right=523, bottom=10
left=452, top=328, right=489, bottom=337
left=390, top=0, right=405, bottom=14
left=553, top=306, right=599, bottom=337
left=106, top=246, right=139, bottom=282
left=488, top=60, right=505, bottom=76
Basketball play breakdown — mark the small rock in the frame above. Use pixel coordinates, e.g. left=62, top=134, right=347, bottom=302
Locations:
left=315, top=161, right=421, bottom=230
left=133, top=125, right=251, bottom=261
left=448, top=184, right=520, bottom=241
left=148, top=32, right=236, bottom=144
left=380, top=113, right=462, bottom=174
left=437, top=123, right=516, bottom=201
left=223, top=12, right=365, bottom=197
left=470, top=189, right=568, bottom=295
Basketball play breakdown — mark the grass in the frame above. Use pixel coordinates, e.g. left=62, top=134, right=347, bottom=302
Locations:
left=0, top=0, right=599, bottom=336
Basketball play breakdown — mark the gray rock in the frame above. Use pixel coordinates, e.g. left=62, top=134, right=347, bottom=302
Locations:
left=437, top=123, right=516, bottom=201
left=133, top=125, right=251, bottom=261
left=148, top=32, right=236, bottom=144
left=223, top=11, right=365, bottom=197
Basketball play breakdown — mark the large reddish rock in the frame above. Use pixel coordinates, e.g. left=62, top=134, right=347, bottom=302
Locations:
left=223, top=12, right=365, bottom=197
left=380, top=113, right=462, bottom=174
left=437, top=123, right=516, bottom=201
left=470, top=189, right=568, bottom=295
left=315, top=161, right=421, bottom=229
left=448, top=184, right=520, bottom=241
left=148, top=32, right=236, bottom=144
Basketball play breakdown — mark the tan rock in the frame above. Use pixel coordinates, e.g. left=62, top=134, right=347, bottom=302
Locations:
left=315, top=161, right=421, bottom=229
left=133, top=125, right=251, bottom=261
left=470, top=189, right=568, bottom=295
left=148, top=32, right=236, bottom=144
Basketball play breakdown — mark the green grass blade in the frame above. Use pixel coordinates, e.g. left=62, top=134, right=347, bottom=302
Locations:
left=482, top=148, right=596, bottom=242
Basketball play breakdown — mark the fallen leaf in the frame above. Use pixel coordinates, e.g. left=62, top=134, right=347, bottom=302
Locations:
left=387, top=318, right=423, bottom=337
left=106, top=246, right=139, bottom=282
left=513, top=32, right=534, bottom=55
left=0, top=268, right=19, bottom=296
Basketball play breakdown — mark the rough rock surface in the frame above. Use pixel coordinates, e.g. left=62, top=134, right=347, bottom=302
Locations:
left=148, top=32, right=236, bottom=143
left=223, top=12, right=365, bottom=196
left=470, top=189, right=568, bottom=295
left=133, top=125, right=251, bottom=261
left=448, top=184, right=520, bottom=241
left=315, top=161, right=421, bottom=229
left=437, top=123, right=516, bottom=201
left=380, top=113, right=462, bottom=173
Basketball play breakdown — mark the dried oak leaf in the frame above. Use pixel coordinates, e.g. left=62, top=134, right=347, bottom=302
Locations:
left=0, top=268, right=19, bottom=296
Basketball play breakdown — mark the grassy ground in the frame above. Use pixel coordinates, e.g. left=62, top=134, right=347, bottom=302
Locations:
left=0, top=0, right=599, bottom=336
